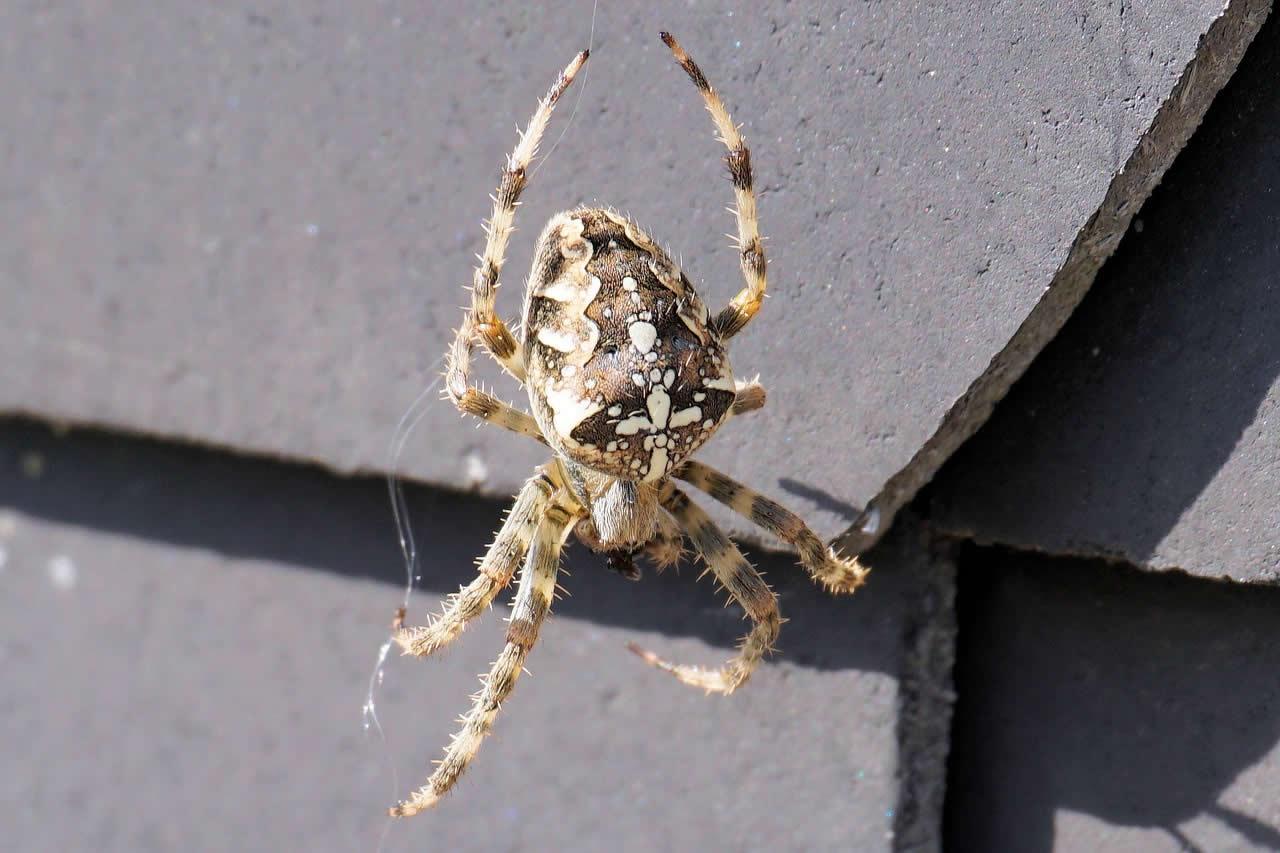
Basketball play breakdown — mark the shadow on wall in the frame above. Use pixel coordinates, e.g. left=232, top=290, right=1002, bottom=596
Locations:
left=929, top=11, right=1280, bottom=574
left=0, top=417, right=905, bottom=677
left=944, top=547, right=1280, bottom=852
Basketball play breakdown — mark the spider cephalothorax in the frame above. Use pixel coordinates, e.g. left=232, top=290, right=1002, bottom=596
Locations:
left=390, top=33, right=869, bottom=818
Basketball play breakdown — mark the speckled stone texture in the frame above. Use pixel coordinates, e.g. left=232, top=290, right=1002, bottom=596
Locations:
left=930, top=10, right=1280, bottom=583
left=0, top=1, right=1266, bottom=552
left=0, top=418, right=953, bottom=852
left=945, top=549, right=1280, bottom=852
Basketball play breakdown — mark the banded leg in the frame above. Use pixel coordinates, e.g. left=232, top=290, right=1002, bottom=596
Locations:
left=451, top=385, right=549, bottom=445
left=628, top=486, right=780, bottom=695
left=390, top=501, right=575, bottom=817
left=445, top=50, right=589, bottom=425
left=661, top=32, right=766, bottom=341
left=674, top=459, right=869, bottom=594
left=394, top=470, right=556, bottom=658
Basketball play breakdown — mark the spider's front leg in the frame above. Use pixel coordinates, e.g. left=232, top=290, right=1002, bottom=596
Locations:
left=394, top=469, right=557, bottom=657
left=661, top=33, right=767, bottom=342
left=390, top=498, right=578, bottom=816
left=674, top=459, right=869, bottom=594
left=628, top=485, right=780, bottom=695
left=445, top=49, right=588, bottom=440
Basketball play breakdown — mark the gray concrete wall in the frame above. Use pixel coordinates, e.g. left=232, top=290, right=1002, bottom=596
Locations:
left=0, top=0, right=1263, bottom=549
left=932, top=17, right=1280, bottom=851
left=930, top=7, right=1280, bottom=583
left=5, top=3, right=1280, bottom=852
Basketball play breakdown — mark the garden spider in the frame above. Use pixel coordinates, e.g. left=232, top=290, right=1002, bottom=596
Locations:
left=389, top=33, right=868, bottom=817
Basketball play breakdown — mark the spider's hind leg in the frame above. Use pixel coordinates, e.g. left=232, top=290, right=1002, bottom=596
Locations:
left=674, top=459, right=869, bottom=594
left=627, top=486, right=780, bottom=695
left=394, top=469, right=555, bottom=658
left=390, top=499, right=576, bottom=817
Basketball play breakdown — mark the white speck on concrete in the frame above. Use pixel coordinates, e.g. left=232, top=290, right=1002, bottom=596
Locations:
left=464, top=451, right=488, bottom=489
left=48, top=555, right=78, bottom=591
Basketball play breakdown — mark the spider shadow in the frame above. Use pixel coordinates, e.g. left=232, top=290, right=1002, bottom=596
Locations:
left=776, top=477, right=863, bottom=523
left=0, top=417, right=903, bottom=677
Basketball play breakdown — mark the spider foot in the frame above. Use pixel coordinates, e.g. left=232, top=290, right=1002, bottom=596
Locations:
left=815, top=547, right=870, bottom=596
left=388, top=787, right=440, bottom=817
left=392, top=618, right=447, bottom=658
left=626, top=642, right=742, bottom=695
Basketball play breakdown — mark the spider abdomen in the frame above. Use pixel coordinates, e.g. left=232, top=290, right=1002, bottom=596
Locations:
left=523, top=207, right=735, bottom=481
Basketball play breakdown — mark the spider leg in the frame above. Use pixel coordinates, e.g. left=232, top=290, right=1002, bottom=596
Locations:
left=390, top=498, right=576, bottom=816
left=628, top=485, right=780, bottom=695
left=446, top=49, right=588, bottom=432
left=394, top=469, right=557, bottom=657
left=673, top=459, right=869, bottom=594
left=729, top=377, right=766, bottom=418
left=450, top=386, right=549, bottom=445
left=660, top=32, right=765, bottom=342
left=640, top=507, right=685, bottom=571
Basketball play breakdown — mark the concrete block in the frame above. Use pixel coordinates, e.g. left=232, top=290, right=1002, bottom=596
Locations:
left=0, top=418, right=953, bottom=852
left=930, top=12, right=1280, bottom=583
left=945, top=549, right=1280, bottom=851
left=0, top=1, right=1266, bottom=550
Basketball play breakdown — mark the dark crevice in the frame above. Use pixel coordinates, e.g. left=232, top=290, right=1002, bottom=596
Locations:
left=943, top=542, right=1280, bottom=852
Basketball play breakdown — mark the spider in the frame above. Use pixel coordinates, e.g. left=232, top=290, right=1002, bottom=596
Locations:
left=389, top=33, right=868, bottom=817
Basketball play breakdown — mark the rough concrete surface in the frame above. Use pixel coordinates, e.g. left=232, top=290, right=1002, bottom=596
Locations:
left=930, top=10, right=1280, bottom=583
left=945, top=548, right=1280, bottom=852
left=0, top=418, right=951, bottom=852
left=0, top=2, right=1265, bottom=551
